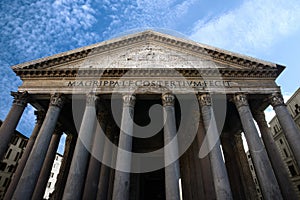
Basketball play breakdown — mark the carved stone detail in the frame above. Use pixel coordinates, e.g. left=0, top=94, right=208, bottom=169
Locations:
left=50, top=93, right=65, bottom=108
left=11, top=91, right=29, bottom=107
left=86, top=93, right=98, bottom=106
left=162, top=93, right=175, bottom=107
left=233, top=94, right=248, bottom=108
left=122, top=94, right=136, bottom=107
left=198, top=93, right=212, bottom=106
left=270, top=92, right=285, bottom=107
left=252, top=110, right=267, bottom=124
left=12, top=31, right=277, bottom=73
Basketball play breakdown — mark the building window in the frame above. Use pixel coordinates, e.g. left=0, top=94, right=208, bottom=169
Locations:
left=5, top=149, right=12, bottom=159
left=11, top=135, right=18, bottom=145
left=279, top=139, right=283, bottom=144
left=295, top=104, right=300, bottom=115
left=250, top=165, right=254, bottom=171
left=14, top=152, right=20, bottom=161
left=3, top=178, right=9, bottom=187
left=47, top=182, right=51, bottom=188
left=283, top=148, right=289, bottom=158
left=19, top=140, right=27, bottom=148
left=50, top=173, right=54, bottom=178
left=288, top=165, right=297, bottom=177
left=0, top=162, right=7, bottom=171
left=254, top=178, right=258, bottom=184
left=257, top=188, right=260, bottom=193
left=7, top=165, right=15, bottom=173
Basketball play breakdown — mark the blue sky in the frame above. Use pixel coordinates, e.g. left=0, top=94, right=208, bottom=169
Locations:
left=0, top=0, right=300, bottom=153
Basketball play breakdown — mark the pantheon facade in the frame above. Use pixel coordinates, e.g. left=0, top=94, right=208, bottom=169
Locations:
left=0, top=30, right=300, bottom=200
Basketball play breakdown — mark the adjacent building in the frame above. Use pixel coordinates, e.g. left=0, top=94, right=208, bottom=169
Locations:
left=246, top=151, right=263, bottom=199
left=0, top=121, right=28, bottom=199
left=269, top=87, right=300, bottom=196
left=43, top=153, right=63, bottom=199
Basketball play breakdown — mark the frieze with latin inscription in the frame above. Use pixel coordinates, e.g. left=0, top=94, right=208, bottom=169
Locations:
left=67, top=80, right=232, bottom=89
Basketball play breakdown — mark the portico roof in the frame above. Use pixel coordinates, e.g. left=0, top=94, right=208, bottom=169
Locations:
left=11, top=30, right=284, bottom=77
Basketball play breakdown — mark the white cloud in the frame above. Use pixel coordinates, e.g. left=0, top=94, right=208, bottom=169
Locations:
left=102, top=0, right=197, bottom=38
left=190, top=0, right=300, bottom=56
left=0, top=0, right=100, bottom=136
left=0, top=0, right=99, bottom=63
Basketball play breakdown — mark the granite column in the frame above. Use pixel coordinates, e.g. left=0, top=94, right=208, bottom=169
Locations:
left=12, top=93, right=64, bottom=199
left=112, top=94, right=135, bottom=200
left=162, top=93, right=181, bottom=200
left=199, top=93, right=232, bottom=200
left=0, top=91, right=28, bottom=160
left=32, top=124, right=63, bottom=199
left=270, top=92, right=300, bottom=168
left=62, top=93, right=99, bottom=200
left=254, top=110, right=298, bottom=200
left=234, top=94, right=282, bottom=200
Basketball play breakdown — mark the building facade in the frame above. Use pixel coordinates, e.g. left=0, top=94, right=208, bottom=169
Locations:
left=269, top=87, right=300, bottom=196
left=0, top=121, right=28, bottom=199
left=43, top=153, right=62, bottom=199
left=0, top=30, right=300, bottom=200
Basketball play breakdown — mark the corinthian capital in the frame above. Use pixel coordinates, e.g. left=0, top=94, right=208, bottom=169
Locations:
left=86, top=92, right=98, bottom=106
left=270, top=92, right=285, bottom=107
left=252, top=110, right=267, bottom=124
left=123, top=94, right=136, bottom=107
left=233, top=93, right=248, bottom=108
left=50, top=93, right=65, bottom=108
left=11, top=91, right=29, bottom=107
left=198, top=93, right=212, bottom=106
left=162, top=93, right=175, bottom=107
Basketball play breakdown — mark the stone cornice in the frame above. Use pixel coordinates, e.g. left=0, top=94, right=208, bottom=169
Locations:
left=14, top=67, right=279, bottom=79
left=11, top=30, right=284, bottom=77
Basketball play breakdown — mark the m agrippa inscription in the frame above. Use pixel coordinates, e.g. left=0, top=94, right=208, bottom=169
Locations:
left=67, top=80, right=232, bottom=89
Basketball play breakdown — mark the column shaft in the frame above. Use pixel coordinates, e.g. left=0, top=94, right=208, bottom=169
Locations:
left=234, top=94, right=282, bottom=200
left=221, top=135, right=246, bottom=199
left=4, top=110, right=44, bottom=200
left=162, top=93, right=181, bottom=200
left=112, top=94, right=135, bottom=200
left=233, top=134, right=258, bottom=200
left=107, top=134, right=119, bottom=200
left=199, top=94, right=233, bottom=200
left=96, top=124, right=114, bottom=200
left=196, top=117, right=216, bottom=200
left=254, top=111, right=298, bottom=200
left=62, top=93, right=98, bottom=200
left=82, top=109, right=107, bottom=200
left=32, top=127, right=62, bottom=199
left=0, top=91, right=28, bottom=160
left=12, top=93, right=64, bottom=200
left=270, top=92, right=300, bottom=168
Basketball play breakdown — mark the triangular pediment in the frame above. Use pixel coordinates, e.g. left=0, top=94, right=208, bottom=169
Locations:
left=12, top=30, right=284, bottom=76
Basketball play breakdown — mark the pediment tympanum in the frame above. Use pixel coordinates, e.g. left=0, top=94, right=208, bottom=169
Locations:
left=11, top=30, right=284, bottom=95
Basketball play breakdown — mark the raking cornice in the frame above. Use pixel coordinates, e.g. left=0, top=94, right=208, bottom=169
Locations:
left=11, top=30, right=285, bottom=78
